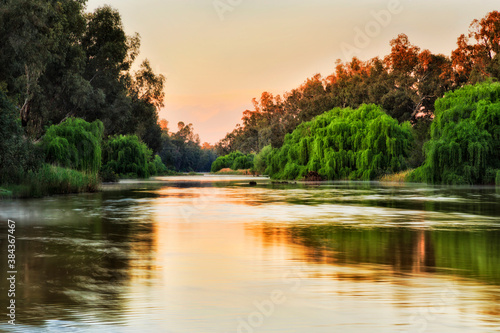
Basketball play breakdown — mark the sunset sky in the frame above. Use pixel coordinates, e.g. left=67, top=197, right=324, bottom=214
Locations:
left=86, top=0, right=499, bottom=144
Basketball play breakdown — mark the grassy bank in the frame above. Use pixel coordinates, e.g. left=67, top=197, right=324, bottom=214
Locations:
left=212, top=168, right=256, bottom=175
left=378, top=170, right=414, bottom=183
left=1, top=164, right=100, bottom=199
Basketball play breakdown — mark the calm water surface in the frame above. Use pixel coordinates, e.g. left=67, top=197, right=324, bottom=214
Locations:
left=1, top=175, right=499, bottom=332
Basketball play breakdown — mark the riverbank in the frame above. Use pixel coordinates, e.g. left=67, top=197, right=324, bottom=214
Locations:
left=211, top=168, right=257, bottom=176
left=378, top=170, right=414, bottom=183
left=0, top=164, right=100, bottom=199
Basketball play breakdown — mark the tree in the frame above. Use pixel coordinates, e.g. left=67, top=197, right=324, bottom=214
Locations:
left=452, top=11, right=500, bottom=84
left=102, top=134, right=153, bottom=178
left=409, top=82, right=500, bottom=185
left=42, top=118, right=104, bottom=174
left=159, top=122, right=217, bottom=172
left=0, top=0, right=94, bottom=136
left=0, top=91, right=41, bottom=185
left=211, top=151, right=254, bottom=173
left=265, top=104, right=413, bottom=180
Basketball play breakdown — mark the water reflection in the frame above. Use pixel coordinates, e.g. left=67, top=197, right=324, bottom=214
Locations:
left=0, top=177, right=499, bottom=332
left=0, top=189, right=158, bottom=328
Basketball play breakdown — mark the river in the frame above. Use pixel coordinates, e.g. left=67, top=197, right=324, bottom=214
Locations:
left=1, top=175, right=499, bottom=332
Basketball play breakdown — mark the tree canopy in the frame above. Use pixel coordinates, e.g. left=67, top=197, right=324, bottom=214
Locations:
left=216, top=11, right=500, bottom=157
left=264, top=104, right=413, bottom=180
left=42, top=117, right=104, bottom=174
left=0, top=1, right=165, bottom=152
left=159, top=121, right=217, bottom=172
left=102, top=134, right=154, bottom=178
left=409, top=82, right=500, bottom=185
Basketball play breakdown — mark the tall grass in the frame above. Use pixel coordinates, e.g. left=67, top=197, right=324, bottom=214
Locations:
left=379, top=169, right=414, bottom=183
left=4, top=164, right=100, bottom=198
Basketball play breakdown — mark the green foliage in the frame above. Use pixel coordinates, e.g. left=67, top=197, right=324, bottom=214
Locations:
left=211, top=151, right=254, bottom=173
left=6, top=164, right=100, bottom=198
left=102, top=134, right=154, bottom=178
left=149, top=155, right=168, bottom=176
left=253, top=145, right=273, bottom=174
left=100, top=168, right=119, bottom=183
left=0, top=1, right=164, bottom=152
left=159, top=122, right=217, bottom=172
left=265, top=104, right=413, bottom=180
left=42, top=118, right=104, bottom=174
left=410, top=82, right=500, bottom=185
left=0, top=91, right=42, bottom=185
left=217, top=34, right=458, bottom=155
left=407, top=116, right=432, bottom=168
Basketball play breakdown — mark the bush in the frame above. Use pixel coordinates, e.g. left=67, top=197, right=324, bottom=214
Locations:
left=42, top=117, right=104, bottom=174
left=149, top=154, right=168, bottom=176
left=102, top=135, right=154, bottom=178
left=410, top=82, right=500, bottom=185
left=100, top=168, right=119, bottom=183
left=211, top=151, right=254, bottom=172
left=265, top=104, right=413, bottom=180
left=253, top=145, right=273, bottom=174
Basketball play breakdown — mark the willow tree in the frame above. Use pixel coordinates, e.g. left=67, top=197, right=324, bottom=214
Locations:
left=409, top=82, right=500, bottom=185
left=42, top=117, right=104, bottom=174
left=102, top=134, right=154, bottom=178
left=265, top=104, right=413, bottom=180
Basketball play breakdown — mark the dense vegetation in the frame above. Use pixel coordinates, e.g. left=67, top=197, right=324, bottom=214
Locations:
left=0, top=91, right=41, bottom=186
left=409, top=82, right=500, bottom=185
left=216, top=11, right=500, bottom=158
left=2, top=4, right=500, bottom=195
left=211, top=151, right=255, bottom=173
left=213, top=10, right=500, bottom=185
left=43, top=118, right=104, bottom=174
left=0, top=98, right=100, bottom=197
left=102, top=134, right=158, bottom=179
left=159, top=121, right=217, bottom=172
left=262, top=104, right=413, bottom=180
left=0, top=0, right=216, bottom=197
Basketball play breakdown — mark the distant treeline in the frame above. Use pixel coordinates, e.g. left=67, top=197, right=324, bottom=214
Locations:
left=216, top=11, right=500, bottom=156
left=213, top=11, right=500, bottom=185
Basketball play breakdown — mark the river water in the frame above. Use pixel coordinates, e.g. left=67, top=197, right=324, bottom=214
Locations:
left=1, top=175, right=499, bottom=332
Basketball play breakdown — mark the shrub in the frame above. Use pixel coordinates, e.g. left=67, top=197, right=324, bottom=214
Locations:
left=6, top=164, right=100, bottom=198
left=211, top=151, right=254, bottom=172
left=149, top=154, right=168, bottom=176
left=253, top=145, right=273, bottom=174
left=102, top=135, right=155, bottom=178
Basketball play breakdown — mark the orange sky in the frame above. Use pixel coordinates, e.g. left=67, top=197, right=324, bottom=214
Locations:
left=86, top=0, right=499, bottom=144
